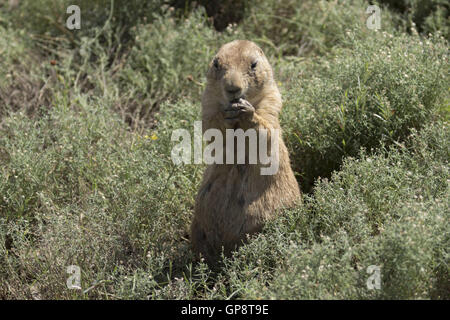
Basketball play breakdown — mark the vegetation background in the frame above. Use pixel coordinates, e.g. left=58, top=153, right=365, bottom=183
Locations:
left=0, top=0, right=448, bottom=299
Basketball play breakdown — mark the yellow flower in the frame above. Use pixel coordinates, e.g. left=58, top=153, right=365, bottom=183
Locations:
left=143, top=133, right=158, bottom=140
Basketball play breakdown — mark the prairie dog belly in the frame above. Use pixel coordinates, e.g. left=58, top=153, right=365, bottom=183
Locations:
left=197, top=165, right=261, bottom=240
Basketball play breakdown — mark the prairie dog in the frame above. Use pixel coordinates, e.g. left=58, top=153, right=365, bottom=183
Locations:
left=191, top=40, right=300, bottom=265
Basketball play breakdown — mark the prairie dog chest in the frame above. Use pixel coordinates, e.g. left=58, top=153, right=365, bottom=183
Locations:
left=199, top=165, right=263, bottom=216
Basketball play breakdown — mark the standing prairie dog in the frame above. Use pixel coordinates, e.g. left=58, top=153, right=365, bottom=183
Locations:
left=191, top=40, right=300, bottom=265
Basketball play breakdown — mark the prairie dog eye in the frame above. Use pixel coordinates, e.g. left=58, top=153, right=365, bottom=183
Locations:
left=213, top=58, right=219, bottom=69
left=251, top=61, right=257, bottom=69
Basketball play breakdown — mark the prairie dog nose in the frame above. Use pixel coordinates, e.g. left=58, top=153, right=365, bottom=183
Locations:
left=226, top=85, right=242, bottom=95
left=225, top=70, right=244, bottom=98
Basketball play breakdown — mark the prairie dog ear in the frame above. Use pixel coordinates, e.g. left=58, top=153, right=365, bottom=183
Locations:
left=257, top=46, right=264, bottom=56
left=206, top=57, right=216, bottom=76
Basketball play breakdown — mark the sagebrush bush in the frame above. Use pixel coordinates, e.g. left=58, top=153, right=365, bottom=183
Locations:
left=7, top=0, right=169, bottom=41
left=219, top=121, right=449, bottom=299
left=0, top=25, right=53, bottom=118
left=239, top=0, right=398, bottom=57
left=0, top=96, right=202, bottom=298
left=379, top=0, right=449, bottom=39
left=281, top=31, right=448, bottom=192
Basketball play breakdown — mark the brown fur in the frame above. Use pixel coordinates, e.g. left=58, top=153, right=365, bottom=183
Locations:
left=191, top=40, right=301, bottom=265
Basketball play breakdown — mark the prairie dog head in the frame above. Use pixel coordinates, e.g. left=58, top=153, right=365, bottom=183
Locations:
left=205, top=40, right=275, bottom=107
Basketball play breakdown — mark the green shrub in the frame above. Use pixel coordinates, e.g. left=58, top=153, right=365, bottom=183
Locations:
left=0, top=25, right=52, bottom=118
left=220, top=121, right=449, bottom=299
left=8, top=0, right=169, bottom=41
left=379, top=0, right=449, bottom=40
left=239, top=0, right=398, bottom=57
left=281, top=31, right=448, bottom=192
left=0, top=96, right=201, bottom=299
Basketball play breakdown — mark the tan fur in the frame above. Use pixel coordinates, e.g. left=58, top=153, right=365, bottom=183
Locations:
left=191, top=40, right=301, bottom=265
